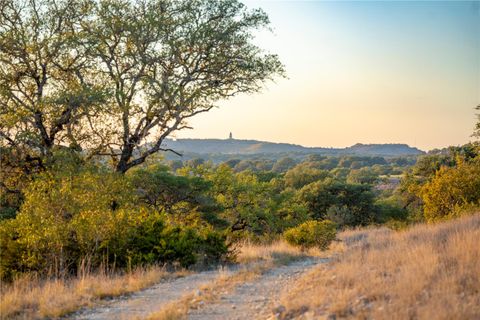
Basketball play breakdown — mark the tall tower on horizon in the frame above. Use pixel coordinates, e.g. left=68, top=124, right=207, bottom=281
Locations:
left=229, top=132, right=233, bottom=140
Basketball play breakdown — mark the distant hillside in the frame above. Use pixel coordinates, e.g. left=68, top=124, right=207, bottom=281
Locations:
left=161, top=138, right=424, bottom=157
left=344, top=143, right=425, bottom=156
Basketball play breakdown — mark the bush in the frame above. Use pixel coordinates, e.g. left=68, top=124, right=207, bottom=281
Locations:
left=0, top=167, right=142, bottom=279
left=127, top=213, right=230, bottom=268
left=283, top=220, right=337, bottom=250
left=299, top=180, right=376, bottom=227
left=421, top=160, right=480, bottom=222
left=0, top=164, right=231, bottom=280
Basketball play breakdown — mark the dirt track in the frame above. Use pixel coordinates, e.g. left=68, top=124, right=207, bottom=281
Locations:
left=188, top=258, right=327, bottom=320
left=69, top=258, right=327, bottom=320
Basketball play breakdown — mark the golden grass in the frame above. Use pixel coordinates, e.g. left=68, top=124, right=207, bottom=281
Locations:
left=0, top=240, right=314, bottom=320
left=147, top=240, right=320, bottom=320
left=147, top=266, right=260, bottom=320
left=279, top=214, right=480, bottom=319
left=0, top=266, right=188, bottom=319
left=236, top=239, right=326, bottom=265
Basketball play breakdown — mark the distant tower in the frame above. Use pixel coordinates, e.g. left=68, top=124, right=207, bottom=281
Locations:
left=229, top=132, right=233, bottom=140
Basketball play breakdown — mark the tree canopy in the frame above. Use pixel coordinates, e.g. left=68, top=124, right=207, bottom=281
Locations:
left=0, top=0, right=285, bottom=173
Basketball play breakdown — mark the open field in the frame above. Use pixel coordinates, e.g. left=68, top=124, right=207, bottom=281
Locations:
left=279, top=214, right=480, bottom=319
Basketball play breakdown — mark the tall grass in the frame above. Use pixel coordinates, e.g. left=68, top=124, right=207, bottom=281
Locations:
left=280, top=214, right=480, bottom=319
left=236, top=240, right=328, bottom=265
left=0, top=240, right=314, bottom=319
left=0, top=266, right=185, bottom=319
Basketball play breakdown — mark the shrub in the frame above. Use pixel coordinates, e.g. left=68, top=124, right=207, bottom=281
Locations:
left=0, top=165, right=231, bottom=280
left=127, top=214, right=230, bottom=268
left=421, top=160, right=480, bottom=222
left=299, top=180, right=376, bottom=227
left=283, top=220, right=337, bottom=250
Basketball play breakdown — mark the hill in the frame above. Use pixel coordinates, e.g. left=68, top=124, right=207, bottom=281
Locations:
left=161, top=138, right=424, bottom=157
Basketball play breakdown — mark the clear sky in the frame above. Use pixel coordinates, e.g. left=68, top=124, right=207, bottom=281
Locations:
left=176, top=1, right=480, bottom=151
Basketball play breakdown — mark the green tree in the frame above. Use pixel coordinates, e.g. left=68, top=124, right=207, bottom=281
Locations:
left=421, top=160, right=480, bottom=222
left=346, top=167, right=378, bottom=185
left=128, top=164, right=213, bottom=212
left=284, top=164, right=330, bottom=189
left=179, top=164, right=307, bottom=238
left=0, top=0, right=104, bottom=174
left=272, top=157, right=296, bottom=173
left=1, top=0, right=285, bottom=175
left=84, top=0, right=284, bottom=173
left=0, top=163, right=139, bottom=277
left=299, top=179, right=376, bottom=227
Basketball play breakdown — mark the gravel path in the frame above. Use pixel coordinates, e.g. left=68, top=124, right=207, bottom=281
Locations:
left=68, top=268, right=235, bottom=320
left=188, top=258, right=328, bottom=320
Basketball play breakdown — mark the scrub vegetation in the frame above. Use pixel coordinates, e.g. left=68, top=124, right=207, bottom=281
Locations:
left=1, top=0, right=479, bottom=318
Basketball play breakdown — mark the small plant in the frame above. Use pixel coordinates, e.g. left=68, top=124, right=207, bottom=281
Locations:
left=283, top=220, right=337, bottom=250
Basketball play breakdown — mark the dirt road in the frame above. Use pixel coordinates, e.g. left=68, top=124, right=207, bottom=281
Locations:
left=68, top=258, right=327, bottom=320
left=188, top=258, right=327, bottom=320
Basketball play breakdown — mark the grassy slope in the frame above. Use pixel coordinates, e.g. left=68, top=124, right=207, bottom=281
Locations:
left=280, top=214, right=480, bottom=319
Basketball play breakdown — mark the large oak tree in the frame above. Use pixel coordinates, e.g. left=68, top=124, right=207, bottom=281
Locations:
left=0, top=0, right=104, bottom=200
left=0, top=0, right=284, bottom=174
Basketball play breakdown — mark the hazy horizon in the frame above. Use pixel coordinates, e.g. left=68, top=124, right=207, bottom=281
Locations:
left=174, top=1, right=480, bottom=151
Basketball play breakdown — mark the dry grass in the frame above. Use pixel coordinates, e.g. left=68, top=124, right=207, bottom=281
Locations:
left=279, top=214, right=480, bottom=319
left=0, top=240, right=315, bottom=320
left=0, top=266, right=188, bottom=319
left=236, top=239, right=326, bottom=265
left=146, top=266, right=260, bottom=320
left=147, top=240, right=321, bottom=320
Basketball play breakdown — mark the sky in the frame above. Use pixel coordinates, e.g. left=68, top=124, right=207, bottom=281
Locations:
left=175, top=1, right=480, bottom=151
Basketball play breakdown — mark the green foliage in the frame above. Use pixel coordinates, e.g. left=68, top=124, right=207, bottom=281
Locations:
left=299, top=180, right=376, bottom=227
left=0, top=0, right=284, bottom=174
left=374, top=197, right=409, bottom=224
left=284, top=164, right=330, bottom=189
left=346, top=167, right=379, bottom=184
left=0, top=220, right=22, bottom=280
left=421, top=160, right=480, bottom=222
left=0, top=163, right=231, bottom=280
left=177, top=164, right=308, bottom=239
left=128, top=164, right=213, bottom=212
left=207, top=165, right=287, bottom=235
left=283, top=220, right=337, bottom=250
left=338, top=156, right=387, bottom=169
left=413, top=154, right=455, bottom=178
left=272, top=157, right=297, bottom=173
left=127, top=213, right=229, bottom=268
left=0, top=207, right=16, bottom=221
left=0, top=147, right=428, bottom=281
left=0, top=165, right=139, bottom=278
left=397, top=142, right=480, bottom=223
